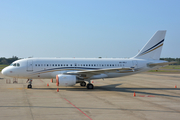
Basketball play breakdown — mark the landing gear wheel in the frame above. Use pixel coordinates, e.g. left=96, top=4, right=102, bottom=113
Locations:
left=87, top=83, right=94, bottom=89
left=27, top=79, right=33, bottom=89
left=27, top=85, right=32, bottom=89
left=80, top=82, right=86, bottom=87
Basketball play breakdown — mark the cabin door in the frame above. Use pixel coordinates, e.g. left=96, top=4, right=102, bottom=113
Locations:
left=27, top=60, right=33, bottom=71
left=132, top=60, right=138, bottom=68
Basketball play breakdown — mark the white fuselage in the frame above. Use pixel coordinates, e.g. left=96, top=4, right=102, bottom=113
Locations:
left=1, top=30, right=168, bottom=89
left=1, top=58, right=163, bottom=80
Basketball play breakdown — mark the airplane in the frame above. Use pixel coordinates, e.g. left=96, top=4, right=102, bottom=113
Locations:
left=1, top=30, right=174, bottom=89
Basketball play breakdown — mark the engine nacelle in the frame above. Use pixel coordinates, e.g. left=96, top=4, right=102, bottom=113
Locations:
left=56, top=74, right=77, bottom=86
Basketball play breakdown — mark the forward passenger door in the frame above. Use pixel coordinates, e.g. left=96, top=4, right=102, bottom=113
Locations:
left=27, top=60, right=33, bottom=71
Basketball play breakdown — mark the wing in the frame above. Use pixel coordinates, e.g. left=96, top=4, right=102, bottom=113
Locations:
left=66, top=67, right=134, bottom=79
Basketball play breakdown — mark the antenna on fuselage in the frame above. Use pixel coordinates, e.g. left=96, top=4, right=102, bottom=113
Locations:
left=28, top=56, right=33, bottom=58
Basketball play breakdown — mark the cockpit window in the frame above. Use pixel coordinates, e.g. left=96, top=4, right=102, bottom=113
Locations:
left=17, top=63, right=20, bottom=67
left=10, top=63, right=20, bottom=67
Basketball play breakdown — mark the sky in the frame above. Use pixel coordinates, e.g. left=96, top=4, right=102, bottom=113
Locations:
left=0, top=0, right=180, bottom=58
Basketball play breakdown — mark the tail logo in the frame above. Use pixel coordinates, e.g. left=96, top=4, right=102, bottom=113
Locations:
left=137, top=39, right=164, bottom=57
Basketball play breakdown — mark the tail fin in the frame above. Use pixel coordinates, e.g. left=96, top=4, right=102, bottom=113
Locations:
left=133, top=30, right=166, bottom=60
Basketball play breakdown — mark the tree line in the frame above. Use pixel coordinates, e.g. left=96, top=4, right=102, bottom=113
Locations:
left=0, top=56, right=180, bottom=65
left=0, top=56, right=19, bottom=65
left=160, top=58, right=180, bottom=65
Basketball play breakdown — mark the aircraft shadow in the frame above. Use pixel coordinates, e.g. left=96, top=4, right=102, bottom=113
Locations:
left=0, top=105, right=178, bottom=113
left=32, top=83, right=180, bottom=98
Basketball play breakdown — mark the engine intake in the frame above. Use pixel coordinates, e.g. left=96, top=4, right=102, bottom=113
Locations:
left=56, top=74, right=77, bottom=86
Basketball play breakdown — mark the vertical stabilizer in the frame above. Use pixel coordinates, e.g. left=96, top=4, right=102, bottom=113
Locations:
left=133, top=30, right=166, bottom=60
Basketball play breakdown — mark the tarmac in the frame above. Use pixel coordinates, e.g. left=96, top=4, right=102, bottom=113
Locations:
left=0, top=72, right=180, bottom=120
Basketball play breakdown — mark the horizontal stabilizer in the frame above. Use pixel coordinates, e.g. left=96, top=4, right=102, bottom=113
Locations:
left=147, top=61, right=177, bottom=67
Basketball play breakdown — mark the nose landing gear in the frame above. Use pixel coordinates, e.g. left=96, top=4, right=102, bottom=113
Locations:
left=27, top=79, right=32, bottom=89
left=27, top=84, right=32, bottom=88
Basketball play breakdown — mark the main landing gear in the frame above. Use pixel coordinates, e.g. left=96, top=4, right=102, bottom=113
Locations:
left=27, top=79, right=32, bottom=89
left=80, top=81, right=94, bottom=89
left=80, top=81, right=86, bottom=87
left=87, top=80, right=94, bottom=89
left=87, top=83, right=94, bottom=89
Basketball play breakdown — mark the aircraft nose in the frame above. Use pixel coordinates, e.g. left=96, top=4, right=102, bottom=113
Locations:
left=1, top=68, right=8, bottom=76
left=1, top=68, right=5, bottom=75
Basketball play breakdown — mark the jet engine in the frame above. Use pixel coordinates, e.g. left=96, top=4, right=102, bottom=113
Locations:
left=56, top=74, right=77, bottom=86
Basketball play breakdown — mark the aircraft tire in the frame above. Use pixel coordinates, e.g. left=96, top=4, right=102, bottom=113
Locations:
left=87, top=84, right=94, bottom=89
left=80, top=82, right=86, bottom=87
left=27, top=85, right=32, bottom=89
